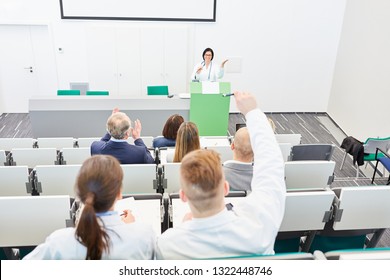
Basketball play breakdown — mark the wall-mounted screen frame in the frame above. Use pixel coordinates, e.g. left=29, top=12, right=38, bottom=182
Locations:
left=60, top=0, right=217, bottom=22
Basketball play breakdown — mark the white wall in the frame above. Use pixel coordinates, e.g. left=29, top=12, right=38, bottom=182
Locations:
left=0, top=0, right=346, bottom=113
left=328, top=0, right=390, bottom=140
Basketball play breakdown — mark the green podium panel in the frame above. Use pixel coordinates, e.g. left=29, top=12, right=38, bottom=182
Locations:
left=189, top=82, right=231, bottom=136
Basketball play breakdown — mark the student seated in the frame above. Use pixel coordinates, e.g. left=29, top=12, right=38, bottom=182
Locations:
left=156, top=92, right=286, bottom=259
left=223, top=127, right=253, bottom=191
left=153, top=114, right=184, bottom=148
left=166, top=121, right=200, bottom=163
left=24, top=155, right=156, bottom=260
left=91, top=108, right=155, bottom=164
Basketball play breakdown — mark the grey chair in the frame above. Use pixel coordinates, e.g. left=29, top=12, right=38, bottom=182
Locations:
left=308, top=186, right=390, bottom=253
left=290, top=144, right=335, bottom=161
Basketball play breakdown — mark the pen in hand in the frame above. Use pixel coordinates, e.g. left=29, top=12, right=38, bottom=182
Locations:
left=222, top=93, right=234, bottom=97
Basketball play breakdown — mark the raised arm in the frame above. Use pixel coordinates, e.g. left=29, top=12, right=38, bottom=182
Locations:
left=234, top=92, right=286, bottom=224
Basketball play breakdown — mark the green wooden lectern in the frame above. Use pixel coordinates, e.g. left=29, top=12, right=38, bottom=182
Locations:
left=189, top=82, right=231, bottom=136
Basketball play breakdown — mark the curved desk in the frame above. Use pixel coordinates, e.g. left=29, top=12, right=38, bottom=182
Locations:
left=29, top=96, right=190, bottom=138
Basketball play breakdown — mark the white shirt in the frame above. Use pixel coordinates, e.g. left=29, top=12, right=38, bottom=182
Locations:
left=23, top=214, right=156, bottom=260
left=191, top=61, right=225, bottom=82
left=156, top=108, right=286, bottom=259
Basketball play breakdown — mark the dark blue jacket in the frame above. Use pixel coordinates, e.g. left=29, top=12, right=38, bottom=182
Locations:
left=91, top=133, right=155, bottom=164
left=152, top=136, right=176, bottom=148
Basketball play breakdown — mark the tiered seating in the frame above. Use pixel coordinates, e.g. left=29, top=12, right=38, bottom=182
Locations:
left=60, top=147, right=90, bottom=165
left=36, top=137, right=75, bottom=149
left=284, top=160, right=336, bottom=191
left=275, top=190, right=335, bottom=252
left=0, top=166, right=32, bottom=196
left=121, top=164, right=158, bottom=194
left=275, top=133, right=302, bottom=145
left=0, top=150, right=7, bottom=166
left=33, top=165, right=81, bottom=196
left=2, top=132, right=390, bottom=259
left=75, top=137, right=100, bottom=148
left=10, top=148, right=59, bottom=168
left=0, top=195, right=71, bottom=247
left=324, top=247, right=390, bottom=260
left=0, top=138, right=35, bottom=151
left=308, top=186, right=390, bottom=253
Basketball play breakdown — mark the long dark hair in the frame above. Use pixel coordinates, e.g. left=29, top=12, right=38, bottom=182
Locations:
left=75, top=155, right=123, bottom=259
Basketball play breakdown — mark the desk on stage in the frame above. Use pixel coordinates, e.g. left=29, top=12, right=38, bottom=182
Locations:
left=29, top=96, right=190, bottom=138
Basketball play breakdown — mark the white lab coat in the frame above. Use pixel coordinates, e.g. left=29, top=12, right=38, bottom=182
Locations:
left=23, top=214, right=156, bottom=260
left=156, top=108, right=286, bottom=259
left=190, top=61, right=225, bottom=82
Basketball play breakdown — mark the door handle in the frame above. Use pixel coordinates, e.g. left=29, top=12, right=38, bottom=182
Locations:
left=24, top=66, right=33, bottom=73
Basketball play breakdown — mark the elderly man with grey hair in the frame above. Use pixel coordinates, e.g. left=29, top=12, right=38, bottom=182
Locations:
left=91, top=108, right=155, bottom=164
left=223, top=127, right=254, bottom=191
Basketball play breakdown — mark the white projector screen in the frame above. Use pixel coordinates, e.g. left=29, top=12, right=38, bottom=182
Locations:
left=60, top=0, right=216, bottom=22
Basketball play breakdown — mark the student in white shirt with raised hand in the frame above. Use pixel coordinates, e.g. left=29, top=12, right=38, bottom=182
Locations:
left=24, top=155, right=156, bottom=260
left=157, top=92, right=286, bottom=259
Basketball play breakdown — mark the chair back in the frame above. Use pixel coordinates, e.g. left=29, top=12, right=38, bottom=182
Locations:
left=284, top=161, right=336, bottom=191
left=0, top=138, right=35, bottom=151
left=332, top=186, right=390, bottom=231
left=204, top=145, right=233, bottom=163
left=10, top=148, right=59, bottom=168
left=0, top=150, right=7, bottom=166
left=163, top=162, right=181, bottom=193
left=0, top=166, right=31, bottom=196
left=60, top=147, right=91, bottom=165
left=147, top=85, right=169, bottom=96
left=325, top=248, right=390, bottom=260
left=36, top=137, right=75, bottom=149
left=363, top=137, right=390, bottom=154
left=200, top=136, right=230, bottom=147
left=34, top=165, right=81, bottom=196
left=121, top=164, right=157, bottom=193
left=76, top=137, right=101, bottom=148
left=86, top=91, right=109, bottom=95
left=0, top=195, right=71, bottom=247
left=57, top=90, right=80, bottom=95
left=279, top=143, right=292, bottom=162
left=275, top=134, right=302, bottom=145
left=290, top=144, right=335, bottom=161
left=279, top=190, right=335, bottom=232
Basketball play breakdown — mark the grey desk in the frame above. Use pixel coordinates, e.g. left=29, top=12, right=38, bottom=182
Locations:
left=29, top=96, right=190, bottom=138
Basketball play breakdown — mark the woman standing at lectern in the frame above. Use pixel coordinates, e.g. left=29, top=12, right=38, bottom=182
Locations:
left=191, top=47, right=228, bottom=82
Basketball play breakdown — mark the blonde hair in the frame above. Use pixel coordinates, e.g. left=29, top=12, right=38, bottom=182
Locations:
left=180, top=149, right=224, bottom=212
left=173, top=122, right=200, bottom=162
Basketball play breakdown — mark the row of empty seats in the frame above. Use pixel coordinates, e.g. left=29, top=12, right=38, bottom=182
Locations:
left=2, top=185, right=390, bottom=257
left=57, top=90, right=109, bottom=96
left=0, top=148, right=91, bottom=167
left=0, top=160, right=337, bottom=197
left=0, top=137, right=155, bottom=150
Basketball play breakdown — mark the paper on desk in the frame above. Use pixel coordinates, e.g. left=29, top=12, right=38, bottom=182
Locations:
left=114, top=197, right=138, bottom=217
left=201, top=81, right=219, bottom=94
